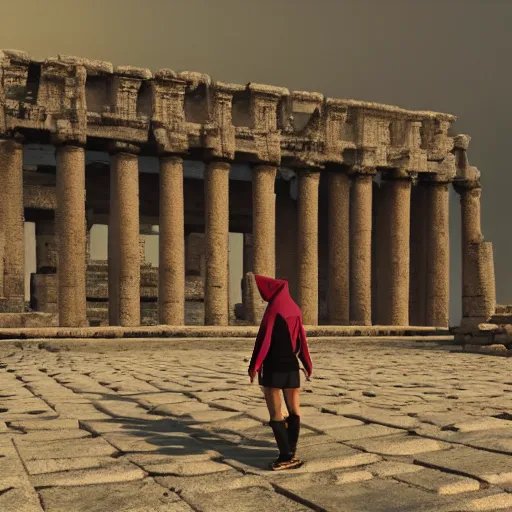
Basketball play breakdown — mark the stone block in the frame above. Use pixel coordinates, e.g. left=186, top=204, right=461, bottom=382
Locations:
left=30, top=460, right=145, bottom=488
left=394, top=468, right=480, bottom=495
left=414, top=446, right=512, bottom=484
left=15, top=437, right=118, bottom=461
left=38, top=479, right=187, bottom=512
left=346, top=433, right=446, bottom=456
left=181, top=485, right=310, bottom=512
left=185, top=275, right=203, bottom=301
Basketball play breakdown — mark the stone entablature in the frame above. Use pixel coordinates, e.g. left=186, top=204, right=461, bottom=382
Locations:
left=0, top=49, right=497, bottom=331
left=1, top=49, right=456, bottom=174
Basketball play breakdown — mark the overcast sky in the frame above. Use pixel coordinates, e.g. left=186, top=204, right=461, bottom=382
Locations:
left=2, top=0, right=510, bottom=322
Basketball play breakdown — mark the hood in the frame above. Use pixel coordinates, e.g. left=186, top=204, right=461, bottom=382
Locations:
left=255, top=275, right=288, bottom=302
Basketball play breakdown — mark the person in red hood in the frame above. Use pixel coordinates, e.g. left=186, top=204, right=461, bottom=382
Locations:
left=248, top=274, right=313, bottom=471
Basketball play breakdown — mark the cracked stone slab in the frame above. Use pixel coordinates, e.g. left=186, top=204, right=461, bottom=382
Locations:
left=15, top=436, right=118, bottom=461
left=102, top=432, right=205, bottom=455
left=30, top=460, right=146, bottom=488
left=134, top=393, right=190, bottom=409
left=365, top=460, right=424, bottom=477
left=301, top=413, right=363, bottom=433
left=25, top=456, right=121, bottom=475
left=52, top=403, right=111, bottom=420
left=156, top=470, right=272, bottom=495
left=92, top=400, right=156, bottom=419
left=15, top=429, right=91, bottom=442
left=393, top=468, right=481, bottom=495
left=151, top=402, right=211, bottom=417
left=441, top=492, right=512, bottom=511
left=126, top=450, right=221, bottom=469
left=38, top=478, right=191, bottom=512
left=326, top=423, right=403, bottom=441
left=0, top=476, right=44, bottom=512
left=346, top=433, right=449, bottom=455
left=414, top=446, right=512, bottom=484
left=180, top=485, right=311, bottom=512
left=276, top=477, right=465, bottom=512
left=446, top=416, right=512, bottom=432
left=188, top=415, right=262, bottom=434
left=143, top=459, right=232, bottom=476
left=9, top=418, right=80, bottom=430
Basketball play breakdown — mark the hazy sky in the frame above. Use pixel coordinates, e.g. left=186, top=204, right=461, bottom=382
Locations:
left=2, top=0, right=511, bottom=322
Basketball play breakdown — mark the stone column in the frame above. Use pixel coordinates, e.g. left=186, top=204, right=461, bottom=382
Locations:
left=387, top=175, right=412, bottom=326
left=204, top=161, right=230, bottom=326
left=425, top=181, right=450, bottom=327
left=349, top=170, right=374, bottom=325
left=460, top=186, right=483, bottom=246
left=55, top=145, right=87, bottom=327
left=252, top=165, right=277, bottom=277
left=159, top=156, right=185, bottom=325
left=108, top=159, right=120, bottom=326
left=327, top=170, right=350, bottom=325
left=297, top=170, right=320, bottom=325
left=374, top=180, right=390, bottom=325
left=455, top=183, right=495, bottom=323
left=0, top=138, right=24, bottom=311
left=109, top=148, right=141, bottom=327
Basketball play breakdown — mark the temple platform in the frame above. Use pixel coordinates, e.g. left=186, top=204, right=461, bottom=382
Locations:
left=0, top=324, right=452, bottom=341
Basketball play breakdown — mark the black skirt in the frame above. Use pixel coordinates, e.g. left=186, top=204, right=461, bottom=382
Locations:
left=258, top=369, right=301, bottom=389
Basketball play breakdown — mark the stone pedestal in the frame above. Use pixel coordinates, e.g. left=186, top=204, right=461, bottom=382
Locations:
left=204, top=161, right=230, bottom=326
left=349, top=171, right=373, bottom=325
left=387, top=176, right=412, bottom=326
left=425, top=182, right=450, bottom=327
left=297, top=170, right=320, bottom=325
left=159, top=156, right=185, bottom=325
left=327, top=171, right=350, bottom=325
left=109, top=151, right=141, bottom=327
left=0, top=139, right=24, bottom=312
left=56, top=145, right=87, bottom=327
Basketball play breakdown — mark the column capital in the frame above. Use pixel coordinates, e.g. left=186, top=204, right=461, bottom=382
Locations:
left=108, top=141, right=141, bottom=155
left=296, top=168, right=321, bottom=180
left=381, top=168, right=415, bottom=181
left=0, top=132, right=24, bottom=148
left=251, top=163, right=277, bottom=174
left=347, top=165, right=376, bottom=178
left=206, top=160, right=231, bottom=172
left=160, top=154, right=183, bottom=165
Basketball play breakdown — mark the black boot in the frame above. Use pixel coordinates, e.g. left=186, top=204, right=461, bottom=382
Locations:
left=269, top=420, right=301, bottom=471
left=287, top=414, right=301, bottom=458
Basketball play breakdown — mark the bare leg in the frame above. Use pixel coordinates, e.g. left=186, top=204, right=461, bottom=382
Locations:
left=264, top=387, right=285, bottom=421
left=283, top=388, right=301, bottom=416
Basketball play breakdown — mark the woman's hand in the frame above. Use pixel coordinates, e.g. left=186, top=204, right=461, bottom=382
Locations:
left=249, top=370, right=257, bottom=384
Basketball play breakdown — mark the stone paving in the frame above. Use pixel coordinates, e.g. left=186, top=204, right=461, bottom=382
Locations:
left=0, top=339, right=511, bottom=511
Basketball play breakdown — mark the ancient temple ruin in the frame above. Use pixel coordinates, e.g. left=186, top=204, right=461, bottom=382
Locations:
left=0, top=49, right=496, bottom=330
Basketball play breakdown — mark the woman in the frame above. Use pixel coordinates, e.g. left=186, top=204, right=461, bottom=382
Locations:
left=248, top=274, right=313, bottom=471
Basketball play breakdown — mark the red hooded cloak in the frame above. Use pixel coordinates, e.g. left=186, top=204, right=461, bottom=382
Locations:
left=248, top=275, right=313, bottom=377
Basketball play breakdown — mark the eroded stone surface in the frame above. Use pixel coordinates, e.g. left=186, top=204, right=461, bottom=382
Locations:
left=39, top=479, right=189, bottom=512
left=0, top=340, right=511, bottom=511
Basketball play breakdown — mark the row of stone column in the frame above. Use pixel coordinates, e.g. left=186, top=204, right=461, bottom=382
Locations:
left=0, top=137, right=481, bottom=328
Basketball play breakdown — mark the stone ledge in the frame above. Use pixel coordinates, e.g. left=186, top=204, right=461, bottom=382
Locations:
left=0, top=324, right=451, bottom=340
